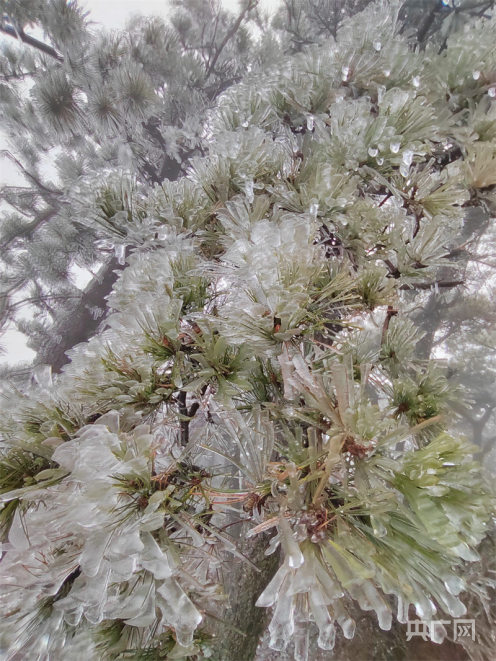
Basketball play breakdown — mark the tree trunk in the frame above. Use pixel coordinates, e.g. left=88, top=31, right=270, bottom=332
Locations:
left=35, top=257, right=125, bottom=373
left=213, top=532, right=280, bottom=661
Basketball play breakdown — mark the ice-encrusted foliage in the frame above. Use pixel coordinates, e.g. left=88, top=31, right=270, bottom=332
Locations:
left=1, top=2, right=496, bottom=660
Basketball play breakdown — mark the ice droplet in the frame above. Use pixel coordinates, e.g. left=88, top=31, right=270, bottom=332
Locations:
left=373, top=40, right=382, bottom=51
left=371, top=516, right=387, bottom=537
left=472, top=70, right=481, bottom=80
left=488, top=87, right=496, bottom=97
left=377, top=157, right=384, bottom=165
left=306, top=115, right=314, bottom=131
left=390, top=141, right=401, bottom=153
left=399, top=163, right=410, bottom=177
left=412, top=76, right=420, bottom=88
left=341, top=66, right=350, bottom=81
left=241, top=119, right=249, bottom=128
left=368, top=147, right=379, bottom=157
left=383, top=69, right=391, bottom=78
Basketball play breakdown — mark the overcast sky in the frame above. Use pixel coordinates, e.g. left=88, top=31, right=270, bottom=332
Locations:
left=82, top=0, right=280, bottom=27
left=0, top=0, right=281, bottom=365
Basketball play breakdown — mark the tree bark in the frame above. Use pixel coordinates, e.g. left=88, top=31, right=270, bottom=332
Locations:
left=213, top=532, right=279, bottom=661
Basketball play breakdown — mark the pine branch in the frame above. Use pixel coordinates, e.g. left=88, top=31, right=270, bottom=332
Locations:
left=0, top=151, right=62, bottom=200
left=0, top=24, right=63, bottom=62
left=399, top=279, right=465, bottom=290
left=0, top=206, right=59, bottom=251
left=205, top=0, right=258, bottom=80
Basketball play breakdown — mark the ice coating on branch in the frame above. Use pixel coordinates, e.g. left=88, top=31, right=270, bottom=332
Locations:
left=157, top=578, right=203, bottom=647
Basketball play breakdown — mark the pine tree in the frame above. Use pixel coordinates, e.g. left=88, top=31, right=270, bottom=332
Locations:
left=1, top=2, right=496, bottom=660
left=0, top=0, right=267, bottom=371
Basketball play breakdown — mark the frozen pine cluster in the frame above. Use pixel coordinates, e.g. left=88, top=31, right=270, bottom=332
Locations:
left=1, top=2, right=496, bottom=660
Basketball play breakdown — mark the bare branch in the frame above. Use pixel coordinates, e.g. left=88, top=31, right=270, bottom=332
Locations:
left=0, top=24, right=63, bottom=62
left=0, top=151, right=62, bottom=199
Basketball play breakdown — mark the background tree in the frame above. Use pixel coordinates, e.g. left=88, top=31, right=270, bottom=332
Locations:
left=0, top=0, right=268, bottom=371
left=1, top=1, right=496, bottom=661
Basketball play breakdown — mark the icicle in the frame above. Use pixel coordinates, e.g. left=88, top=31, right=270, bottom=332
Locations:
left=444, top=574, right=464, bottom=596
left=279, top=516, right=304, bottom=568
left=293, top=621, right=310, bottom=661
left=31, top=364, right=53, bottom=389
left=428, top=620, right=448, bottom=644
left=114, top=243, right=127, bottom=265
left=140, top=532, right=173, bottom=579
left=97, top=410, right=120, bottom=433
left=244, top=179, right=254, bottom=203
left=89, top=305, right=104, bottom=320
left=309, top=202, right=319, bottom=218
left=256, top=564, right=288, bottom=607
left=80, top=531, right=111, bottom=577
left=157, top=578, right=203, bottom=647
left=402, top=150, right=413, bottom=167
left=268, top=594, right=295, bottom=651
left=396, top=595, right=409, bottom=623
left=124, top=584, right=157, bottom=627
left=309, top=592, right=336, bottom=650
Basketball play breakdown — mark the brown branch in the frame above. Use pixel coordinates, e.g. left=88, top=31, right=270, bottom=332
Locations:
left=384, top=259, right=401, bottom=278
left=0, top=24, right=63, bottom=62
left=381, top=305, right=398, bottom=345
left=205, top=0, right=257, bottom=80
left=177, top=390, right=189, bottom=446
left=399, top=279, right=464, bottom=291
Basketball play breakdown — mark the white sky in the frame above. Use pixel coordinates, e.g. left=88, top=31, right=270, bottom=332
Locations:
left=0, top=0, right=281, bottom=366
left=82, top=0, right=280, bottom=28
